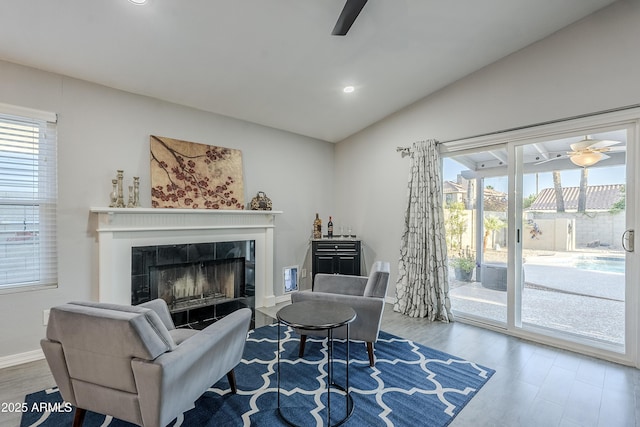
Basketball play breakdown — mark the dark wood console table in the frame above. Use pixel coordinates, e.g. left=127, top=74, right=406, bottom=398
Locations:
left=311, top=239, right=361, bottom=289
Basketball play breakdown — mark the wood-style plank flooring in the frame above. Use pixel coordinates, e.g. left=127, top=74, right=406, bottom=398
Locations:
left=1, top=304, right=638, bottom=426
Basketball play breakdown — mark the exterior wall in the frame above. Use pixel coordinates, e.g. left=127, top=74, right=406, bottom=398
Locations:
left=528, top=211, right=625, bottom=250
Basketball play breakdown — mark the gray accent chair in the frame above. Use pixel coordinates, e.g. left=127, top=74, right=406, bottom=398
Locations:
left=40, top=299, right=251, bottom=427
left=291, top=260, right=390, bottom=367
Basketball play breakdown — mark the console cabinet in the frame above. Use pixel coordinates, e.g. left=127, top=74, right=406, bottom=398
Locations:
left=312, top=239, right=361, bottom=288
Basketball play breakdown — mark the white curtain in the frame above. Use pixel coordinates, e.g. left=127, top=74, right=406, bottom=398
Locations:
left=394, top=140, right=453, bottom=322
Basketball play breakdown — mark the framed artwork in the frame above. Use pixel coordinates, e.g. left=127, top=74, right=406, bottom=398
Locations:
left=150, top=135, right=245, bottom=209
left=283, top=265, right=299, bottom=293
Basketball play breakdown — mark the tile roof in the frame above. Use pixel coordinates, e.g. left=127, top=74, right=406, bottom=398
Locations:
left=528, top=184, right=624, bottom=211
left=443, top=181, right=464, bottom=193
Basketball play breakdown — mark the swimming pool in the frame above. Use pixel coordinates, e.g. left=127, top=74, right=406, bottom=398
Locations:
left=574, top=256, right=625, bottom=274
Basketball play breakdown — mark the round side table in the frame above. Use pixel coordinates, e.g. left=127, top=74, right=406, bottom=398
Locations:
left=276, top=300, right=356, bottom=427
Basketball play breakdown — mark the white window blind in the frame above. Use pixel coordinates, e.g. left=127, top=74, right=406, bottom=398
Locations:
left=0, top=106, right=57, bottom=290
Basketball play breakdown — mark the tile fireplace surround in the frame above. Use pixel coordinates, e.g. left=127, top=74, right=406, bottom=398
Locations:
left=90, top=208, right=281, bottom=309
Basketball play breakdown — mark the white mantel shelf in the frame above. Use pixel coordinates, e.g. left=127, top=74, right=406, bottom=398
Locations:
left=90, top=207, right=281, bottom=308
left=90, top=207, right=282, bottom=232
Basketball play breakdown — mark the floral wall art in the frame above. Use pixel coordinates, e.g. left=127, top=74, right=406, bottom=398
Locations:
left=150, top=135, right=245, bottom=209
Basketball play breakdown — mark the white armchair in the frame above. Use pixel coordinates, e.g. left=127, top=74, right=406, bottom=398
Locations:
left=291, top=260, right=390, bottom=366
left=41, top=299, right=251, bottom=427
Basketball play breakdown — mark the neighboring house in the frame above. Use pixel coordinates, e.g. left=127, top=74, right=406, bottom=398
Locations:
left=444, top=179, right=507, bottom=212
left=528, top=184, right=624, bottom=212
left=443, top=180, right=466, bottom=206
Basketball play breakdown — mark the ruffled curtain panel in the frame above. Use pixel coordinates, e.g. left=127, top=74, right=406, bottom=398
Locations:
left=394, top=140, right=453, bottom=322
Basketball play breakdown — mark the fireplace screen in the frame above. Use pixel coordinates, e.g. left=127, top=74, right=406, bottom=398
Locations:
left=131, top=240, right=255, bottom=318
left=150, top=258, right=245, bottom=312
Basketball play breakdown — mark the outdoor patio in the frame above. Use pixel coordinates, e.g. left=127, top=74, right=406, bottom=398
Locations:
left=449, top=248, right=625, bottom=346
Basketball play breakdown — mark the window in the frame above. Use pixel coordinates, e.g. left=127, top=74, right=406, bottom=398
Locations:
left=0, top=103, right=57, bottom=291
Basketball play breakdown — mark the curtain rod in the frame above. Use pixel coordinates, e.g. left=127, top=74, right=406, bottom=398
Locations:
left=396, top=103, right=640, bottom=154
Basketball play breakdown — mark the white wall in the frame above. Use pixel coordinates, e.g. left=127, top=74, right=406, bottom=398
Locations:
left=335, top=0, right=640, bottom=297
left=0, top=60, right=334, bottom=359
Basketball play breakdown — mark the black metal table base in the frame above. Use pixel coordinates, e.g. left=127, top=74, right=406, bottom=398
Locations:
left=277, top=323, right=354, bottom=427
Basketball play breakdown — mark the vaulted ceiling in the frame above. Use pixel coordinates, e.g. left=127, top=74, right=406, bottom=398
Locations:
left=0, top=0, right=618, bottom=142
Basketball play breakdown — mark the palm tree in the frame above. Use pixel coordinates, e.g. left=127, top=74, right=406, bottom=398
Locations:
left=552, top=171, right=565, bottom=212
left=577, top=168, right=588, bottom=213
left=483, top=216, right=506, bottom=252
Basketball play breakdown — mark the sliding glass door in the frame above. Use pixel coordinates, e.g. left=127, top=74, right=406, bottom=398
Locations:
left=444, top=157, right=508, bottom=325
left=515, top=129, right=629, bottom=351
left=443, top=117, right=637, bottom=362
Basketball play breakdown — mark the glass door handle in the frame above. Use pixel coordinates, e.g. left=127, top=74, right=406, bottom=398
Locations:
left=622, top=229, right=634, bottom=252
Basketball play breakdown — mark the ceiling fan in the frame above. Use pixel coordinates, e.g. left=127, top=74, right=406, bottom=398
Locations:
left=332, top=0, right=368, bottom=36
left=535, top=136, right=625, bottom=167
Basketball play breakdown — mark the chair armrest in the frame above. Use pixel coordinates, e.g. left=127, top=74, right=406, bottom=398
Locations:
left=314, top=274, right=367, bottom=295
left=138, top=299, right=176, bottom=331
left=131, top=307, right=251, bottom=427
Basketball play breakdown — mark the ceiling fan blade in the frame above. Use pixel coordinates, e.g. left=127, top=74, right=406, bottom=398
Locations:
left=569, top=139, right=593, bottom=152
left=534, top=155, right=568, bottom=165
left=605, top=146, right=626, bottom=152
left=332, top=0, right=368, bottom=36
left=588, top=139, right=621, bottom=149
left=570, top=137, right=620, bottom=151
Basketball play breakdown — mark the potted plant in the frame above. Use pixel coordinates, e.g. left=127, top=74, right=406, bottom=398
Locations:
left=451, top=248, right=476, bottom=282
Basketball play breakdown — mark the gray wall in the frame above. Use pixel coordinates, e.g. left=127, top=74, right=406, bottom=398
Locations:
left=334, top=0, right=640, bottom=296
left=0, top=60, right=333, bottom=359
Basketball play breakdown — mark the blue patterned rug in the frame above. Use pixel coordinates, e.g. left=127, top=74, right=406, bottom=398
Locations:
left=21, top=324, right=494, bottom=426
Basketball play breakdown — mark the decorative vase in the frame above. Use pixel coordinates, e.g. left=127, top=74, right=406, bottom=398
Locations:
left=116, top=170, right=125, bottom=208
left=109, top=179, right=118, bottom=207
left=250, top=191, right=272, bottom=210
left=127, top=186, right=135, bottom=208
left=133, top=177, right=141, bottom=208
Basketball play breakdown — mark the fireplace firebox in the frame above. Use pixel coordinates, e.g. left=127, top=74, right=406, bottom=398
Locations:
left=131, top=240, right=255, bottom=328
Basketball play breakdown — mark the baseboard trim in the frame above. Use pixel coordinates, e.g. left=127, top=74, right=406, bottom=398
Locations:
left=275, top=294, right=292, bottom=305
left=0, top=349, right=45, bottom=369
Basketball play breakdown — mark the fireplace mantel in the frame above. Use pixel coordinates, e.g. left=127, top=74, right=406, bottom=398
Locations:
left=90, top=207, right=281, bottom=308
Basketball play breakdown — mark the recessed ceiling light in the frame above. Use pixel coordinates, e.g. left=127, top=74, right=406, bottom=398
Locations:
left=129, top=0, right=148, bottom=5
left=343, top=86, right=355, bottom=93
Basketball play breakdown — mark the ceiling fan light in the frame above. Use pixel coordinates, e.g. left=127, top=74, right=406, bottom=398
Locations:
left=570, top=151, right=603, bottom=167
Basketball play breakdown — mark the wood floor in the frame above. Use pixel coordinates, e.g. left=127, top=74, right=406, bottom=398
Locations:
left=1, top=304, right=638, bottom=427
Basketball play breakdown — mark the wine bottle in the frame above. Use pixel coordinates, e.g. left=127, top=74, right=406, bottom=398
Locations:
left=313, top=213, right=322, bottom=239
left=327, top=216, right=334, bottom=238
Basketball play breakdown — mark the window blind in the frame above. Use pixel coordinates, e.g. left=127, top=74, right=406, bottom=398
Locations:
left=0, top=108, right=57, bottom=290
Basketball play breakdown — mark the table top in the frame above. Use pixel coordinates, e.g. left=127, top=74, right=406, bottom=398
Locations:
left=277, top=300, right=356, bottom=331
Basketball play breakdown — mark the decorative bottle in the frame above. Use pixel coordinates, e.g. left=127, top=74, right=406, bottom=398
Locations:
left=327, top=216, right=334, bottom=238
left=313, top=213, right=322, bottom=239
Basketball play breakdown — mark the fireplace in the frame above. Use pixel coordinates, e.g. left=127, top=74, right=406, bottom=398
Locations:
left=131, top=240, right=254, bottom=327
left=90, top=208, right=280, bottom=317
left=150, top=258, right=245, bottom=308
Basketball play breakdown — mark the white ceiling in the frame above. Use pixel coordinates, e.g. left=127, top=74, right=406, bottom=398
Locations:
left=0, top=0, right=618, bottom=142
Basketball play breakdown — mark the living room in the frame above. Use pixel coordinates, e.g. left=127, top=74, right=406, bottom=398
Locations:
left=1, top=1, right=640, bottom=426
